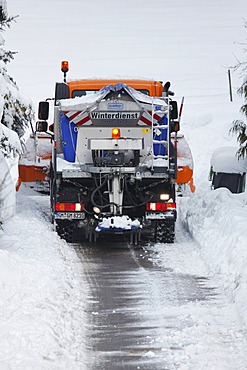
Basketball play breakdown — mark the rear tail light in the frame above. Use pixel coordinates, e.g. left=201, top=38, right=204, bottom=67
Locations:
left=146, top=202, right=176, bottom=211
left=55, top=202, right=84, bottom=212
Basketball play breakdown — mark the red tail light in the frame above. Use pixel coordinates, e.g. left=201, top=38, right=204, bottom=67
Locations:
left=146, top=202, right=176, bottom=211
left=55, top=203, right=84, bottom=212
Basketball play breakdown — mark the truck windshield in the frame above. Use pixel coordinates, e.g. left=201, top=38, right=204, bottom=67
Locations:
left=72, top=89, right=150, bottom=98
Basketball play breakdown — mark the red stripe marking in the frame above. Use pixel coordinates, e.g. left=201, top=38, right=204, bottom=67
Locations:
left=67, top=111, right=81, bottom=120
left=76, top=115, right=91, bottom=126
left=154, top=113, right=163, bottom=121
left=148, top=111, right=163, bottom=121
left=140, top=115, right=151, bottom=126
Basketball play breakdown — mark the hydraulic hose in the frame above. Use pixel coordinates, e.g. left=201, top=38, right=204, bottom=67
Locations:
left=123, top=178, right=154, bottom=209
left=91, top=175, right=119, bottom=210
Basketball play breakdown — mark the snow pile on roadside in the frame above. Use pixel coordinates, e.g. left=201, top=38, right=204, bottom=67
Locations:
left=180, top=188, right=247, bottom=326
left=0, top=187, right=87, bottom=369
left=0, top=97, right=21, bottom=223
left=211, top=146, right=247, bottom=174
left=0, top=37, right=32, bottom=224
left=0, top=149, right=16, bottom=222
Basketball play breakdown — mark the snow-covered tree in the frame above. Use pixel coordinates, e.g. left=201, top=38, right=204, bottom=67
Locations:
left=230, top=79, right=247, bottom=158
left=0, top=0, right=16, bottom=62
left=0, top=1, right=34, bottom=148
left=230, top=22, right=247, bottom=158
left=0, top=1, right=33, bottom=223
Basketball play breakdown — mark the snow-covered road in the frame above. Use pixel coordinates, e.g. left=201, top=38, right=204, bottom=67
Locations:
left=0, top=0, right=247, bottom=368
left=74, top=218, right=247, bottom=369
left=1, top=187, right=247, bottom=369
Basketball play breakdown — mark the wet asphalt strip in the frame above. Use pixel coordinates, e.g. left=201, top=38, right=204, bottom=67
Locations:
left=73, top=236, right=218, bottom=370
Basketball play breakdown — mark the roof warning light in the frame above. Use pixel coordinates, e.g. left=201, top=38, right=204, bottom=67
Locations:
left=61, top=61, right=69, bottom=82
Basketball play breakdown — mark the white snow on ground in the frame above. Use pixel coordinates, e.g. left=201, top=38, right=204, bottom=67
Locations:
left=0, top=0, right=247, bottom=368
left=147, top=218, right=247, bottom=369
left=0, top=149, right=17, bottom=221
left=180, top=189, right=247, bottom=327
left=0, top=186, right=87, bottom=369
left=0, top=99, right=21, bottom=222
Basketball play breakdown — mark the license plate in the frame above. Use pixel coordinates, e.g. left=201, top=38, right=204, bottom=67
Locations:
left=54, top=212, right=85, bottom=220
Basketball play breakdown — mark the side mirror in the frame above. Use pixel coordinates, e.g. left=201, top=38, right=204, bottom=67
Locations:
left=162, top=81, right=174, bottom=97
left=36, top=120, right=48, bottom=132
left=38, top=101, right=49, bottom=120
left=170, top=101, right=178, bottom=120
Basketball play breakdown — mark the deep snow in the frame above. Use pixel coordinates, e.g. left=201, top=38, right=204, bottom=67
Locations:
left=0, top=98, right=21, bottom=222
left=0, top=187, right=88, bottom=368
left=1, top=0, right=247, bottom=368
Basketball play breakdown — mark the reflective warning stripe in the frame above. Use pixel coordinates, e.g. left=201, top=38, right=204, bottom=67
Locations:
left=63, top=111, right=92, bottom=126
left=138, top=111, right=164, bottom=126
left=139, top=112, right=151, bottom=126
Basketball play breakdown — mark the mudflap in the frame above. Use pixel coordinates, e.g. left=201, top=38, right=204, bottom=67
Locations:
left=153, top=220, right=175, bottom=243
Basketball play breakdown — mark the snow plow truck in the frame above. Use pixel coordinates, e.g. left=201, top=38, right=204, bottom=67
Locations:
left=19, top=61, right=195, bottom=243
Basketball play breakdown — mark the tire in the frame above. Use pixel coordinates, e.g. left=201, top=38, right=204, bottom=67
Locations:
left=56, top=220, right=74, bottom=242
left=155, top=221, right=175, bottom=243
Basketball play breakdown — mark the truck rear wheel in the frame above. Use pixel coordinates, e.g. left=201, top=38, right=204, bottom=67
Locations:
left=56, top=220, right=74, bottom=242
left=154, top=221, right=175, bottom=243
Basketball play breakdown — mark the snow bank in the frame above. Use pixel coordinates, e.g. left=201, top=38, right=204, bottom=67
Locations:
left=0, top=187, right=87, bottom=369
left=180, top=188, right=247, bottom=327
left=211, top=146, right=247, bottom=174
left=0, top=33, right=32, bottom=224
left=0, top=150, right=16, bottom=222
left=0, top=114, right=21, bottom=223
